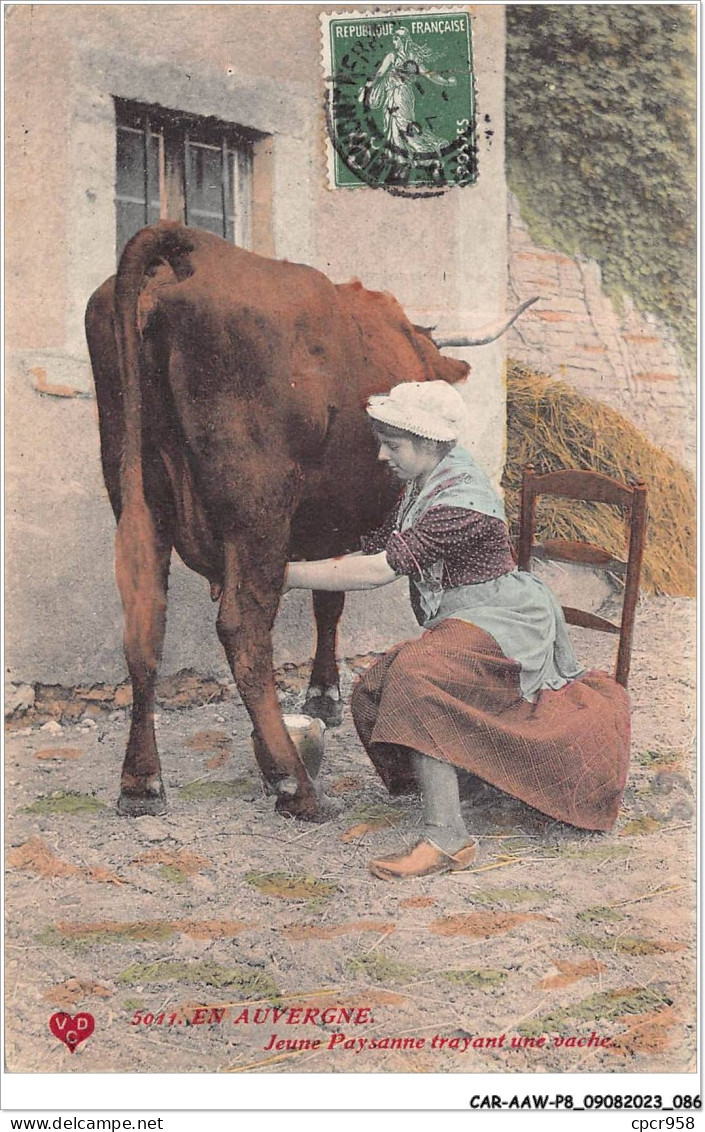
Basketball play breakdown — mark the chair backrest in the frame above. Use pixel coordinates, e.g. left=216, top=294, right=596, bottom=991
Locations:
left=518, top=465, right=648, bottom=688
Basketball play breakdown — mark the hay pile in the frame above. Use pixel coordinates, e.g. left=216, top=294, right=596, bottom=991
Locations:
left=503, top=363, right=696, bottom=596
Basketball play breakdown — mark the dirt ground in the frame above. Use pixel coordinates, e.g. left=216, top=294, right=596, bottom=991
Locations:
left=4, top=594, right=696, bottom=1076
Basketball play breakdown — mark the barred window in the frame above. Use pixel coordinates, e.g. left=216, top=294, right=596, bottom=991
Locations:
left=114, top=98, right=257, bottom=258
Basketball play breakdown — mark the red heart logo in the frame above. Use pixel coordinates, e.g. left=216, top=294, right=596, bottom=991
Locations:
left=49, top=1012, right=95, bottom=1053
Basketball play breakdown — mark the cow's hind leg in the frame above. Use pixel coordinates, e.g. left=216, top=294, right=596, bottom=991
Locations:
left=216, top=537, right=319, bottom=821
left=115, top=499, right=172, bottom=816
left=302, top=590, right=345, bottom=727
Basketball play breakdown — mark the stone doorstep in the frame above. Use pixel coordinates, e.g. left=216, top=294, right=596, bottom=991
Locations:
left=4, top=683, right=35, bottom=716
left=4, top=662, right=320, bottom=727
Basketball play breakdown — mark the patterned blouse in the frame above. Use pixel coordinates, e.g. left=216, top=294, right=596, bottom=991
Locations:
left=361, top=485, right=516, bottom=623
left=359, top=446, right=583, bottom=699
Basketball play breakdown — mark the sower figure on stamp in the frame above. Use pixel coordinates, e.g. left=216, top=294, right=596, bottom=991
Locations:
left=358, top=28, right=457, bottom=159
left=284, top=381, right=631, bottom=880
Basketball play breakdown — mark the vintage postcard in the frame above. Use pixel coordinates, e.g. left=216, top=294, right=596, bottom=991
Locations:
left=3, top=0, right=698, bottom=1117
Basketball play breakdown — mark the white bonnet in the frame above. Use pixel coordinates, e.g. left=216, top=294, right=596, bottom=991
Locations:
left=366, top=380, right=468, bottom=442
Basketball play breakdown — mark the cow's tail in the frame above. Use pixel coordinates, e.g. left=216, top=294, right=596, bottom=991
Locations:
left=113, top=221, right=195, bottom=502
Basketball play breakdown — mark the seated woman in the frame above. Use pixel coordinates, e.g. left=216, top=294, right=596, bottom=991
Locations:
left=284, top=381, right=630, bottom=880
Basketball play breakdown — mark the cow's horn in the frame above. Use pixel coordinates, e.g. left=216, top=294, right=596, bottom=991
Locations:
left=432, top=295, right=539, bottom=348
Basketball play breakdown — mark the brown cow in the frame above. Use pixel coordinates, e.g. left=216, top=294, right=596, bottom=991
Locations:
left=85, top=221, right=532, bottom=820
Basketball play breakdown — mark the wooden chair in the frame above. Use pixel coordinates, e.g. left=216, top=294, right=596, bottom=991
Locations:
left=517, top=465, right=648, bottom=688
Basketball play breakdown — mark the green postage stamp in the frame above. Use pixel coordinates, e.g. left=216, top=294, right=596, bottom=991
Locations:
left=321, top=8, right=476, bottom=195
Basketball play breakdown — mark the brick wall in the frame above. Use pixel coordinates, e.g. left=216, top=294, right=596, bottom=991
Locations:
left=506, top=194, right=694, bottom=471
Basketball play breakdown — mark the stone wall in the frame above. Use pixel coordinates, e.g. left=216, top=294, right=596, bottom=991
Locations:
left=506, top=194, right=695, bottom=471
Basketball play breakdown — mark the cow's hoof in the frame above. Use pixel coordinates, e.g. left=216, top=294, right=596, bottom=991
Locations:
left=301, top=693, right=344, bottom=728
left=275, top=788, right=320, bottom=822
left=272, top=775, right=298, bottom=799
left=117, top=785, right=167, bottom=817
left=259, top=776, right=279, bottom=798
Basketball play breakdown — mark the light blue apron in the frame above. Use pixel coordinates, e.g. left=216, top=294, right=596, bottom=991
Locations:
left=396, top=447, right=584, bottom=701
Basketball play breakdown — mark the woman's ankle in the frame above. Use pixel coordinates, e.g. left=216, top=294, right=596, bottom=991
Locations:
left=422, top=823, right=472, bottom=854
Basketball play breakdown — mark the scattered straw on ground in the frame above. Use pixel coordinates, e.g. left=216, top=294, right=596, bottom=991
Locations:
left=504, top=362, right=696, bottom=595
left=340, top=804, right=407, bottom=842
left=608, top=1006, right=679, bottom=1059
left=42, top=979, right=114, bottom=1009
left=184, top=729, right=231, bottom=751
left=430, top=911, right=551, bottom=938
left=245, top=872, right=338, bottom=902
left=47, top=920, right=256, bottom=944
left=292, top=990, right=407, bottom=1008
left=399, top=896, right=436, bottom=910
left=131, top=848, right=212, bottom=875
left=539, top=959, right=606, bottom=990
left=35, top=747, right=83, bottom=760
left=340, top=821, right=393, bottom=841
left=8, top=838, right=123, bottom=884
left=205, top=750, right=230, bottom=769
left=8, top=839, right=81, bottom=879
left=282, top=920, right=396, bottom=941
left=330, top=776, right=364, bottom=794
left=177, top=920, right=255, bottom=939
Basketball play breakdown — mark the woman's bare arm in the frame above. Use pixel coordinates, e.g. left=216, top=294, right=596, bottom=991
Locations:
left=284, top=551, right=397, bottom=592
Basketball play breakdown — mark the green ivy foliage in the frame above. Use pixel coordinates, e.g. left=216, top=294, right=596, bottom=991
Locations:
left=506, top=6, right=696, bottom=367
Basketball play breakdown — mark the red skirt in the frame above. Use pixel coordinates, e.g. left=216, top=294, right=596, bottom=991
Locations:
left=350, top=619, right=631, bottom=832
